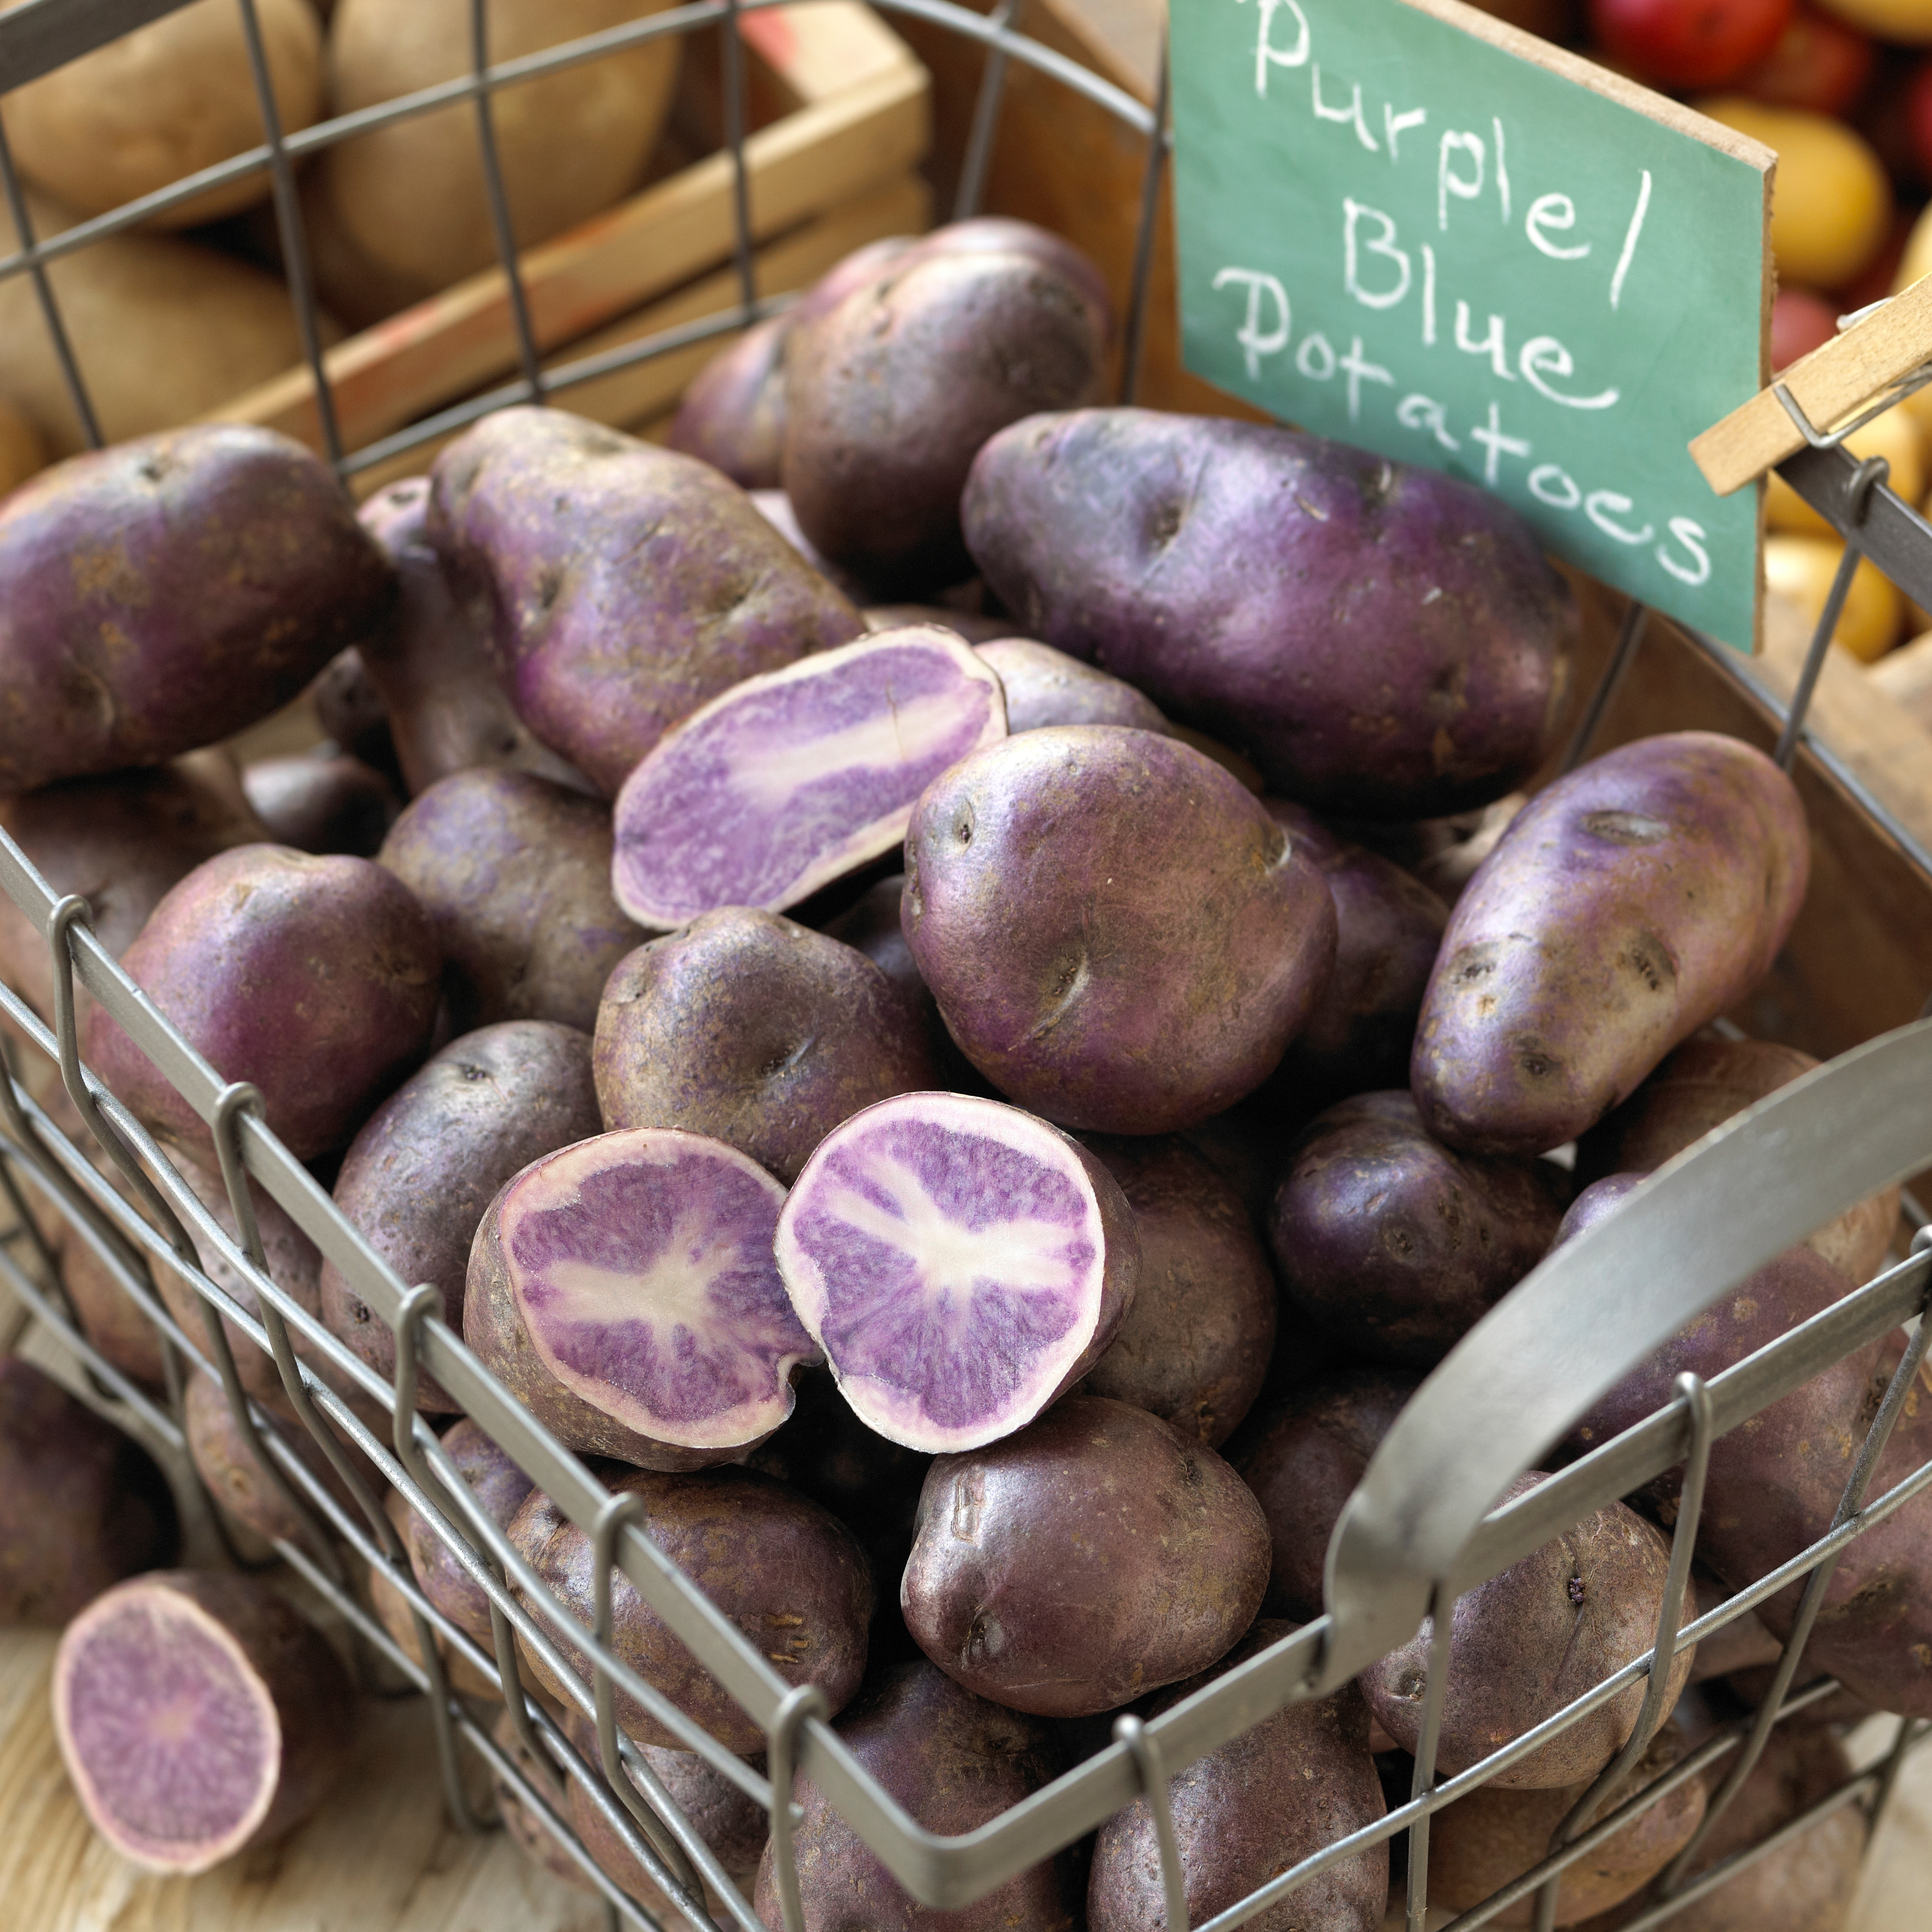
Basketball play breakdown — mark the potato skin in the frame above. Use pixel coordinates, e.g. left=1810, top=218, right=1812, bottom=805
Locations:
left=962, top=409, right=1575, bottom=818
left=594, top=910, right=936, bottom=1182
left=902, top=726, right=1338, bottom=1134
left=81, top=845, right=440, bottom=1163
left=901, top=1395, right=1271, bottom=1717
left=242, top=754, right=397, bottom=858
left=508, top=1466, right=873, bottom=1753
left=320, top=1021, right=603, bottom=1410
left=670, top=314, right=792, bottom=489
left=378, top=768, right=642, bottom=1034
left=1267, top=1091, right=1565, bottom=1365
left=752, top=1660, right=1079, bottom=1932
left=183, top=1371, right=361, bottom=1552
left=1089, top=1621, right=1386, bottom=1932
left=428, top=408, right=867, bottom=794
left=975, top=636, right=1170, bottom=735
left=0, top=428, right=394, bottom=793
left=1412, top=733, right=1810, bottom=1157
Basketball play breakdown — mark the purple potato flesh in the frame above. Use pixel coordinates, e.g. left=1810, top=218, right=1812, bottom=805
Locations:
left=774, top=1091, right=1139, bottom=1453
left=466, top=1127, right=819, bottom=1465
left=610, top=626, right=1006, bottom=929
left=975, top=636, right=1170, bottom=735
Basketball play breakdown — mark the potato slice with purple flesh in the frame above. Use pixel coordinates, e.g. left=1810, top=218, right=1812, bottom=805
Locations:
left=466, top=1127, right=818, bottom=1467
left=610, top=626, right=1006, bottom=930
left=775, top=1092, right=1139, bottom=1454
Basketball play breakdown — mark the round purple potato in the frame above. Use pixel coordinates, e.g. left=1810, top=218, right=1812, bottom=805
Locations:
left=183, top=1370, right=362, bottom=1551
left=1412, top=732, right=1811, bottom=1157
left=1263, top=798, right=1449, bottom=1099
left=593, top=910, right=936, bottom=1183
left=81, top=844, right=440, bottom=1162
left=752, top=1659, right=1079, bottom=1932
left=1268, top=1091, right=1566, bottom=1366
left=975, top=636, right=1170, bottom=734
left=902, top=726, right=1338, bottom=1134
left=0, top=1354, right=175, bottom=1624
left=307, top=644, right=396, bottom=775
left=1088, top=1621, right=1387, bottom=1932
left=508, top=1463, right=873, bottom=1753
left=320, top=1020, right=603, bottom=1412
left=1364, top=1473, right=1694, bottom=1789
left=783, top=238, right=1111, bottom=597
left=354, top=477, right=590, bottom=797
left=466, top=1127, right=818, bottom=1467
left=820, top=872, right=931, bottom=1020
left=390, top=1418, right=534, bottom=1651
left=1074, top=1134, right=1277, bottom=1447
left=427, top=407, right=867, bottom=796
left=775, top=1092, right=1139, bottom=1453
left=52, top=1569, right=352, bottom=1874
left=670, top=312, right=792, bottom=487
left=901, top=1395, right=1271, bottom=1716
left=378, top=766, right=644, bottom=1035
left=961, top=409, right=1575, bottom=819
left=0, top=425, right=395, bottom=794
left=240, top=752, right=398, bottom=857
left=609, top=626, right=1007, bottom=929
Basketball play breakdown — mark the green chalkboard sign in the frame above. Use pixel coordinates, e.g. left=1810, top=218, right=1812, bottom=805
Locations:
left=1170, top=0, right=1772, bottom=650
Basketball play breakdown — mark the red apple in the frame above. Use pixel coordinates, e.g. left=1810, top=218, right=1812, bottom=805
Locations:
left=1771, top=287, right=1839, bottom=370
left=1591, top=0, right=1797, bottom=89
left=1732, top=5, right=1876, bottom=115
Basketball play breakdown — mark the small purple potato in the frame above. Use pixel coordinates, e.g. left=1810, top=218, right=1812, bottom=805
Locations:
left=320, top=1020, right=602, bottom=1412
left=241, top=751, right=397, bottom=858
left=0, top=1354, right=175, bottom=1624
left=491, top=1706, right=591, bottom=1891
left=776, top=1093, right=1139, bottom=1453
left=594, top=910, right=935, bottom=1182
left=1264, top=798, right=1449, bottom=1098
left=901, top=1395, right=1271, bottom=1716
left=902, top=726, right=1338, bottom=1134
left=1231, top=1368, right=1421, bottom=1621
left=976, top=636, right=1170, bottom=734
left=670, top=313, right=792, bottom=487
left=1685, top=1571, right=1784, bottom=1681
left=752, top=1659, right=1079, bottom=1932
left=820, top=872, right=932, bottom=1020
left=508, top=1464, right=873, bottom=1753
left=1578, top=1036, right=1897, bottom=1285
left=1411, top=733, right=1810, bottom=1157
left=467, top=1127, right=818, bottom=1467
left=1074, top=1134, right=1277, bottom=1447
left=1267, top=1091, right=1566, bottom=1365
left=0, top=425, right=395, bottom=793
left=1088, top=1620, right=1387, bottom=1932
left=307, top=645, right=396, bottom=774
left=388, top=1418, right=534, bottom=1654
left=610, top=626, right=1006, bottom=929
left=81, top=844, right=440, bottom=1162
left=184, top=1370, right=361, bottom=1550
left=427, top=408, right=867, bottom=795
left=783, top=242, right=1111, bottom=597
left=366, top=1540, right=499, bottom=1700
left=354, top=477, right=590, bottom=797
left=749, top=489, right=873, bottom=604
left=1364, top=1473, right=1694, bottom=1788
left=1178, top=1098, right=1293, bottom=1225
left=52, top=1569, right=352, bottom=1873
left=962, top=410, right=1575, bottom=818
left=379, top=767, right=643, bottom=1034
left=50, top=1213, right=169, bottom=1388
left=0, top=759, right=265, bottom=1024
left=1426, top=1717, right=1705, bottom=1925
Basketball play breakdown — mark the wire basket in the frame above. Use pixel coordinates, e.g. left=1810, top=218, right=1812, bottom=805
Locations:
left=1, top=5, right=1930, bottom=1931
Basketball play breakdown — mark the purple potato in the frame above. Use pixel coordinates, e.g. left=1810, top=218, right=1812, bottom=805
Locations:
left=609, top=626, right=1006, bottom=929
left=378, top=767, right=644, bottom=1035
left=1267, top=1091, right=1566, bottom=1366
left=307, top=645, right=396, bottom=775
left=593, top=910, right=936, bottom=1182
left=81, top=844, right=440, bottom=1162
left=466, top=1127, right=818, bottom=1467
left=902, top=726, right=1338, bottom=1134
left=775, top=1092, right=1139, bottom=1453
left=1412, top=732, right=1811, bottom=1157
left=820, top=872, right=930, bottom=1020
left=427, top=407, right=867, bottom=795
left=320, top=1020, right=603, bottom=1412
left=669, top=313, right=792, bottom=488
left=1074, top=1134, right=1278, bottom=1447
left=389, top=1418, right=534, bottom=1651
left=976, top=635, right=1170, bottom=734
left=183, top=1370, right=366, bottom=1551
left=0, top=425, right=394, bottom=793
left=241, top=752, right=398, bottom=857
left=52, top=1570, right=352, bottom=1872
left=901, top=1395, right=1271, bottom=1716
left=962, top=409, right=1575, bottom=818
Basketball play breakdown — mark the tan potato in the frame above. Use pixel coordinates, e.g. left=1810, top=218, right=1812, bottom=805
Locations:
left=318, top=0, right=682, bottom=301
left=1, top=0, right=322, bottom=228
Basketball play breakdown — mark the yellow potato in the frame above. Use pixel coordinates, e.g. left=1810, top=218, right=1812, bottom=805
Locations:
left=0, top=0, right=322, bottom=229
left=1764, top=534, right=1903, bottom=664
left=1766, top=406, right=1923, bottom=537
left=0, top=398, right=46, bottom=497
left=318, top=0, right=682, bottom=301
left=1697, top=98, right=1891, bottom=292
left=1811, top=0, right=1932, bottom=40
